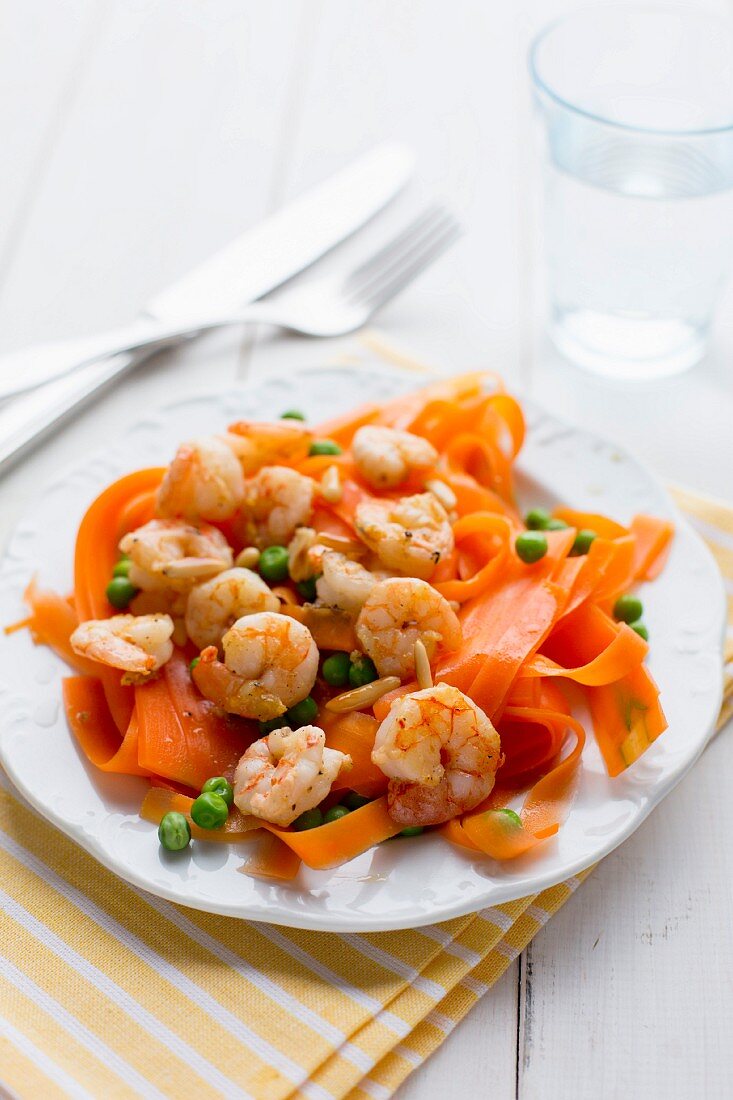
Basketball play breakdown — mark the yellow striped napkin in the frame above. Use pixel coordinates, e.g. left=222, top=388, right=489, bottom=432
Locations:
left=1, top=487, right=731, bottom=1100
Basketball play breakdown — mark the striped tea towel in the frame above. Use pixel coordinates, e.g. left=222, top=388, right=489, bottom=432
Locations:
left=0, top=486, right=731, bottom=1100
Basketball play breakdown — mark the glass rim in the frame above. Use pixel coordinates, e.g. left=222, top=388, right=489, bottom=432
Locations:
left=529, top=6, right=733, bottom=138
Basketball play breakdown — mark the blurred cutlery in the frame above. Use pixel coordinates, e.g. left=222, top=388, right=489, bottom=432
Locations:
left=0, top=202, right=460, bottom=475
left=0, top=141, right=415, bottom=401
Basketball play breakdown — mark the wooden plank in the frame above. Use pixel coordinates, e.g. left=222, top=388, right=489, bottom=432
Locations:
left=519, top=734, right=733, bottom=1099
left=0, top=0, right=307, bottom=350
left=398, top=962, right=519, bottom=1099
left=0, top=0, right=305, bottom=510
left=246, top=0, right=530, bottom=390
left=0, top=0, right=102, bottom=275
left=521, top=0, right=733, bottom=1090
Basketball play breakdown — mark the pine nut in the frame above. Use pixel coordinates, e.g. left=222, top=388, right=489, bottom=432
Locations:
left=424, top=478, right=457, bottom=512
left=161, top=558, right=226, bottom=579
left=235, top=546, right=260, bottom=569
left=414, top=639, right=433, bottom=690
left=317, top=533, right=366, bottom=555
left=320, top=464, right=342, bottom=503
left=325, top=676, right=401, bottom=713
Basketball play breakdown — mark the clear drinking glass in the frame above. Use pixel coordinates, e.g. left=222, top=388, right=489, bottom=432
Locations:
left=530, top=8, right=733, bottom=379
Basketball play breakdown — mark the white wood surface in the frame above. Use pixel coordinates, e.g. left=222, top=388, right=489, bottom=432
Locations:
left=1, top=2, right=732, bottom=1097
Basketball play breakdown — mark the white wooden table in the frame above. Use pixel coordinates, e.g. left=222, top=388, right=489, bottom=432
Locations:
left=2, top=2, right=732, bottom=1096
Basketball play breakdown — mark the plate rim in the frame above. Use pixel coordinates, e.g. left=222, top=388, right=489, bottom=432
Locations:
left=0, top=362, right=726, bottom=931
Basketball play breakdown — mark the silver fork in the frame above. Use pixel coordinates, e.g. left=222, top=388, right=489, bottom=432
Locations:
left=1, top=205, right=461, bottom=399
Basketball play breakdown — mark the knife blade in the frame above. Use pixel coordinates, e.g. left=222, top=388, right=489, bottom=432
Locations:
left=0, top=143, right=414, bottom=471
left=148, top=142, right=414, bottom=320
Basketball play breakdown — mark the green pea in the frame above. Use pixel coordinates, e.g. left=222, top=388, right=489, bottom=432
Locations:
left=525, top=510, right=567, bottom=531
left=190, top=792, right=229, bottom=830
left=189, top=656, right=200, bottom=673
left=613, top=594, right=643, bottom=624
left=344, top=791, right=371, bottom=810
left=349, top=653, right=378, bottom=688
left=201, top=776, right=234, bottom=807
left=496, top=808, right=522, bottom=828
left=324, top=805, right=351, bottom=824
left=259, top=716, right=286, bottom=736
left=112, top=558, right=131, bottom=578
left=296, top=576, right=318, bottom=602
left=309, top=439, right=342, bottom=456
left=515, top=531, right=548, bottom=564
left=158, top=812, right=191, bottom=852
left=281, top=410, right=306, bottom=420
left=632, top=622, right=649, bottom=641
left=292, top=808, right=323, bottom=831
left=398, top=826, right=423, bottom=837
left=322, top=652, right=351, bottom=687
left=106, top=576, right=138, bottom=609
left=525, top=508, right=552, bottom=530
left=571, top=528, right=597, bottom=556
left=258, top=545, right=290, bottom=584
left=286, top=695, right=318, bottom=728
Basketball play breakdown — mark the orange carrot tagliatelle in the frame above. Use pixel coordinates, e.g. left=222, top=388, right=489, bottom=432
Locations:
left=11, top=371, right=673, bottom=872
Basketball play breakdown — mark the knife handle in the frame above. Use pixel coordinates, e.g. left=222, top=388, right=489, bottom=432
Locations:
left=0, top=299, right=291, bottom=402
left=0, top=303, right=291, bottom=473
left=0, top=318, right=195, bottom=401
left=0, top=349, right=143, bottom=475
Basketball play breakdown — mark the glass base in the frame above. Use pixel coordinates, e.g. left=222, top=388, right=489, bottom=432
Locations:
left=550, top=308, right=707, bottom=379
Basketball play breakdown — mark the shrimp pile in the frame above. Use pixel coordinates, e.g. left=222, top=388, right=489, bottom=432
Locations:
left=20, top=371, right=673, bottom=875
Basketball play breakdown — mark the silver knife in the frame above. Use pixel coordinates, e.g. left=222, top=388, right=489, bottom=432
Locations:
left=0, top=142, right=413, bottom=471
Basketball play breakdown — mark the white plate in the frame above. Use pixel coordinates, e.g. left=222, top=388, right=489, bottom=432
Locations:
left=0, top=364, right=725, bottom=931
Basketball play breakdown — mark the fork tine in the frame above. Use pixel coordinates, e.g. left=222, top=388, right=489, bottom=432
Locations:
left=345, top=205, right=453, bottom=293
left=348, top=211, right=460, bottom=304
left=356, top=218, right=461, bottom=311
left=350, top=212, right=459, bottom=302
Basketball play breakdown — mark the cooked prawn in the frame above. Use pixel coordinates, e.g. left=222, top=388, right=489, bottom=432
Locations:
left=156, top=435, right=245, bottom=522
left=315, top=551, right=384, bottom=615
left=119, top=519, right=232, bottom=593
left=233, top=725, right=351, bottom=826
left=236, top=466, right=316, bottom=549
left=355, top=492, right=454, bottom=580
left=372, top=682, right=501, bottom=826
left=352, top=425, right=437, bottom=489
left=70, top=614, right=174, bottom=683
left=195, top=611, right=318, bottom=720
left=185, top=567, right=279, bottom=650
left=226, top=420, right=312, bottom=475
left=355, top=577, right=461, bottom=680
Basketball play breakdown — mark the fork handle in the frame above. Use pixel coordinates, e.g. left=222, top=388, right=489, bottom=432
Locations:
left=0, top=302, right=286, bottom=475
left=0, top=303, right=282, bottom=401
